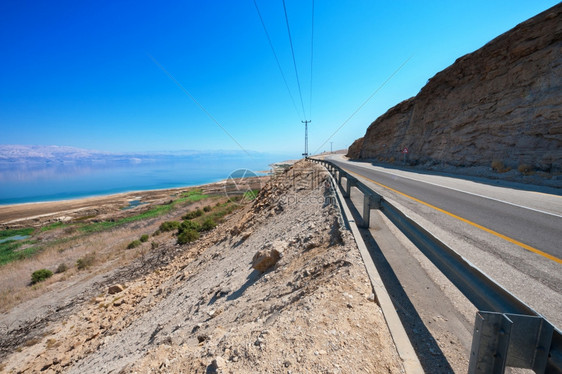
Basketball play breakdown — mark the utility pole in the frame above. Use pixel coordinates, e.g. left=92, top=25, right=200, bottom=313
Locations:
left=302, top=120, right=311, bottom=158
left=330, top=142, right=333, bottom=153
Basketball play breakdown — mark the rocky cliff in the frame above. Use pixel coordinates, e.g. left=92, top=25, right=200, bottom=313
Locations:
left=347, top=4, right=562, bottom=173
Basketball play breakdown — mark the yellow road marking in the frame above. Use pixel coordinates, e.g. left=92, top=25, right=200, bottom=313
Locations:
left=343, top=168, right=562, bottom=265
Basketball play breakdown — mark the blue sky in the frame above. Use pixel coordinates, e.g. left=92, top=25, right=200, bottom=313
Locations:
left=0, top=1, right=558, bottom=156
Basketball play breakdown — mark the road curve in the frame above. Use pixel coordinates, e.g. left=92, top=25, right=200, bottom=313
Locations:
left=328, top=156, right=562, bottom=261
left=322, top=155, right=562, bottom=328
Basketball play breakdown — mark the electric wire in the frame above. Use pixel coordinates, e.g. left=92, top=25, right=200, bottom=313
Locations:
left=252, top=0, right=303, bottom=120
left=313, top=55, right=412, bottom=154
left=148, top=53, right=252, bottom=158
left=282, top=0, right=308, bottom=121
left=309, top=0, right=314, bottom=120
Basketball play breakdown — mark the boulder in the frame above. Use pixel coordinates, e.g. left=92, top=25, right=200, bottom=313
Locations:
left=252, top=240, right=286, bottom=272
left=108, top=284, right=124, bottom=294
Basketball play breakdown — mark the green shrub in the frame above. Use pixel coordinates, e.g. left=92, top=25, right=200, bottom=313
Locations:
left=127, top=240, right=141, bottom=249
left=151, top=241, right=158, bottom=250
left=159, top=221, right=180, bottom=232
left=31, top=269, right=53, bottom=284
left=179, top=220, right=201, bottom=233
left=140, top=234, right=149, bottom=242
left=77, top=252, right=96, bottom=270
left=177, top=229, right=199, bottom=244
left=182, top=209, right=203, bottom=220
left=203, top=205, right=212, bottom=212
left=55, top=263, right=68, bottom=274
left=200, top=218, right=216, bottom=232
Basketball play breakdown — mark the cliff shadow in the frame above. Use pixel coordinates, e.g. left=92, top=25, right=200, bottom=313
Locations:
left=343, top=195, right=456, bottom=373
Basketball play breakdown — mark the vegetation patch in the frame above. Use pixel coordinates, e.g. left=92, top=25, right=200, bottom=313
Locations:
left=202, top=201, right=240, bottom=224
left=518, top=163, right=534, bottom=175
left=183, top=209, right=204, bottom=220
left=0, top=227, right=34, bottom=239
left=31, top=269, right=53, bottom=284
left=243, top=189, right=260, bottom=201
left=77, top=252, right=96, bottom=270
left=0, top=240, right=41, bottom=266
left=56, top=263, right=68, bottom=273
left=200, top=217, right=217, bottom=232
left=140, top=234, right=149, bottom=242
left=159, top=221, right=180, bottom=232
left=179, top=189, right=208, bottom=203
left=127, top=240, right=142, bottom=249
left=179, top=220, right=201, bottom=232
left=177, top=229, right=199, bottom=244
left=78, top=190, right=209, bottom=234
left=40, top=222, right=67, bottom=232
left=491, top=159, right=511, bottom=173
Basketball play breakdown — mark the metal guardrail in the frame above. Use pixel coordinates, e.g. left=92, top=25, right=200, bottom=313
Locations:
left=311, top=159, right=562, bottom=374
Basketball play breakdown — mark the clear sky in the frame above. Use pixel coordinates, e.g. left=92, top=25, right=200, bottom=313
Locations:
left=0, top=1, right=558, bottom=156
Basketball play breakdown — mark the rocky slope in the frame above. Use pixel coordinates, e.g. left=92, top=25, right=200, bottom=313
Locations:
left=347, top=4, right=561, bottom=174
left=0, top=161, right=404, bottom=373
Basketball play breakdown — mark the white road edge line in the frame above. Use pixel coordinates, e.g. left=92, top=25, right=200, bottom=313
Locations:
left=342, top=162, right=562, bottom=219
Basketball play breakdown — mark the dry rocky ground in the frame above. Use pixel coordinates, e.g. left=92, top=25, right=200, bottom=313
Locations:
left=0, top=161, right=403, bottom=373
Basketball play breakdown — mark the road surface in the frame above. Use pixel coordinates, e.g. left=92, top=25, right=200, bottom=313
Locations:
left=325, top=155, right=562, bottom=328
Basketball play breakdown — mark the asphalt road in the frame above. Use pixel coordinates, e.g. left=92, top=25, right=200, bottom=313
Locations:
left=328, top=156, right=562, bottom=260
left=323, top=155, right=562, bottom=328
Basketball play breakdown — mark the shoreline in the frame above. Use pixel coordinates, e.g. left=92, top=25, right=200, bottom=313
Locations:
left=0, top=159, right=294, bottom=226
left=0, top=161, right=291, bottom=208
left=0, top=178, right=227, bottom=209
left=0, top=180, right=229, bottom=227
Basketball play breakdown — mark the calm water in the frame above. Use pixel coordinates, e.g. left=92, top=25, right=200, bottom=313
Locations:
left=0, top=154, right=289, bottom=205
left=0, top=235, right=30, bottom=243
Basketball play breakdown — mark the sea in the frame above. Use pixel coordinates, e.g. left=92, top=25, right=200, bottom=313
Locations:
left=0, top=153, right=293, bottom=205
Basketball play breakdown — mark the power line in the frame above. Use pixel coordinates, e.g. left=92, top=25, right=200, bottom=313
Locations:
left=147, top=53, right=252, bottom=158
left=252, top=0, right=302, bottom=120
left=282, top=0, right=307, bottom=120
left=313, top=55, right=413, bottom=154
left=309, top=0, right=314, bottom=120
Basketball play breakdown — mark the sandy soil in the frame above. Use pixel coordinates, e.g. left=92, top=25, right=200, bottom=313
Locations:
left=0, top=161, right=403, bottom=373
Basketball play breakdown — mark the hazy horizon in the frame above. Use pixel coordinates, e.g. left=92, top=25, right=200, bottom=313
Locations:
left=0, top=148, right=290, bottom=205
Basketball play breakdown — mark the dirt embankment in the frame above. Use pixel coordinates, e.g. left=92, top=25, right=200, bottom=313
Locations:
left=347, top=4, right=562, bottom=178
left=0, top=161, right=403, bottom=373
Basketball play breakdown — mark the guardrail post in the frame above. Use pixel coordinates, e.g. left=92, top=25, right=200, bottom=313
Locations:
left=468, top=311, right=555, bottom=374
left=343, top=177, right=355, bottom=198
left=468, top=312, right=512, bottom=374
left=360, top=194, right=372, bottom=228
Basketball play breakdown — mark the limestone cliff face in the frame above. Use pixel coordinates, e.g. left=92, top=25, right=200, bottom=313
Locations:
left=347, top=4, right=562, bottom=172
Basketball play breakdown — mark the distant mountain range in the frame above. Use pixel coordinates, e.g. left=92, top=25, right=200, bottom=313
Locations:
left=0, top=145, right=262, bottom=164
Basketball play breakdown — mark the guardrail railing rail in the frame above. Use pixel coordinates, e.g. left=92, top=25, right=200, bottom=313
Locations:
left=311, top=158, right=562, bottom=374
